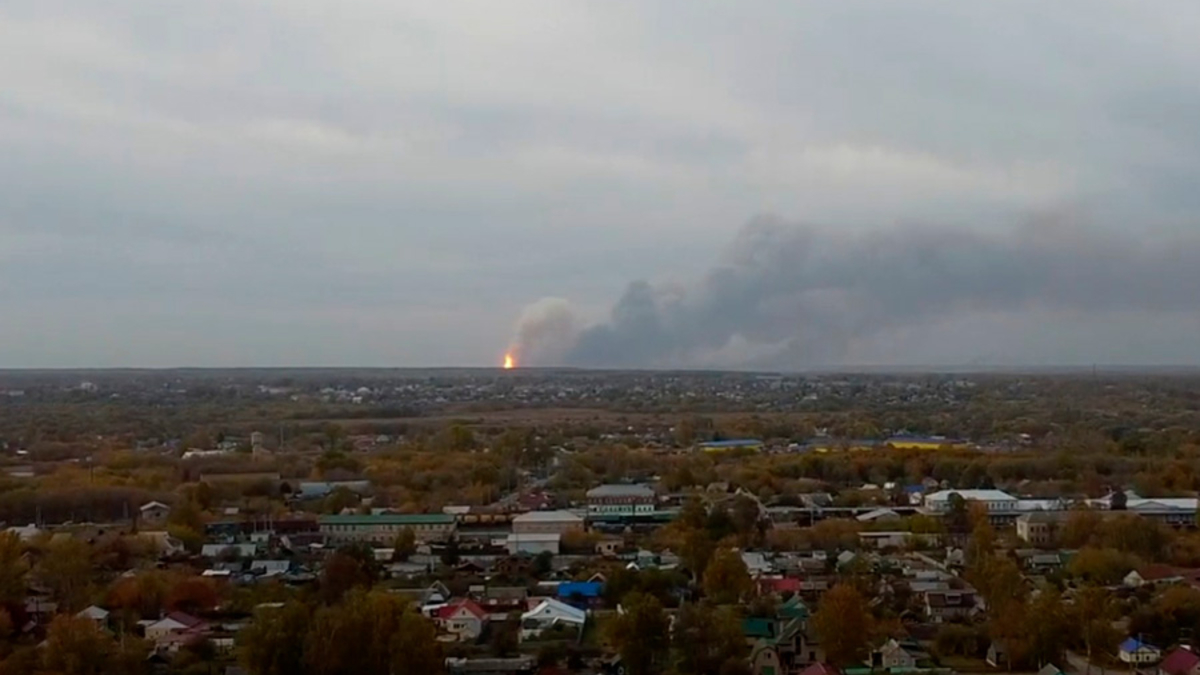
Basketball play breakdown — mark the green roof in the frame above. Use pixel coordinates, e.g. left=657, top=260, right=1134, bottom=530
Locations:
left=319, top=514, right=455, bottom=526
left=780, top=596, right=809, bottom=619
left=742, top=618, right=774, bottom=639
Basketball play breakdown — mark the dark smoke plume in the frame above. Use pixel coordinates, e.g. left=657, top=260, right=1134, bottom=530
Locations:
left=514, top=215, right=1200, bottom=368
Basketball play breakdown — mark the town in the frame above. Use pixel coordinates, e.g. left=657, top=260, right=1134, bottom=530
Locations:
left=1, top=369, right=1200, bottom=675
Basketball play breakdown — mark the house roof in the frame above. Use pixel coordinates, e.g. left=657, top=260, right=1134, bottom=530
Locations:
left=319, top=513, right=455, bottom=526
left=1160, top=649, right=1200, bottom=675
left=512, top=510, right=582, bottom=523
left=77, top=605, right=109, bottom=621
left=586, top=484, right=654, bottom=498
left=1134, top=564, right=1186, bottom=582
left=1120, top=638, right=1159, bottom=653
left=926, top=591, right=976, bottom=608
left=925, top=489, right=1016, bottom=503
left=857, top=508, right=900, bottom=522
left=799, top=664, right=841, bottom=675
left=140, top=501, right=170, bottom=512
left=556, top=581, right=603, bottom=598
left=521, top=598, right=586, bottom=623
left=1036, top=664, right=1064, bottom=675
left=437, top=599, right=487, bottom=621
left=505, top=533, right=562, bottom=543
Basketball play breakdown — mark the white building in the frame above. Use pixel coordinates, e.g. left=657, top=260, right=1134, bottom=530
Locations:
left=520, top=598, right=586, bottom=641
left=1119, top=638, right=1161, bottom=665
left=505, top=533, right=561, bottom=556
left=511, top=511, right=584, bottom=536
left=924, top=489, right=1018, bottom=513
left=586, top=484, right=655, bottom=517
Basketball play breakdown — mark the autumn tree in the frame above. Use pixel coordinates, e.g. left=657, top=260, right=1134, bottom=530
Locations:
left=35, top=538, right=93, bottom=611
left=165, top=575, right=221, bottom=614
left=812, top=584, right=873, bottom=666
left=703, top=548, right=752, bottom=605
left=304, top=589, right=442, bottom=675
left=672, top=602, right=748, bottom=675
left=317, top=544, right=379, bottom=604
left=605, top=592, right=671, bottom=675
left=40, top=614, right=147, bottom=675
left=239, top=602, right=312, bottom=675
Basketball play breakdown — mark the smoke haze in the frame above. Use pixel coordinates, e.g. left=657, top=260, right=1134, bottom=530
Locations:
left=514, top=216, right=1200, bottom=369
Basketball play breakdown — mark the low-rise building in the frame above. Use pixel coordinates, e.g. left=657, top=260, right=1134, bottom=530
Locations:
left=319, top=513, right=457, bottom=545
left=924, top=489, right=1017, bottom=514
left=139, top=501, right=171, bottom=526
left=1015, top=511, right=1069, bottom=545
left=586, top=484, right=655, bottom=517
left=520, top=598, right=586, bottom=641
left=435, top=599, right=488, bottom=642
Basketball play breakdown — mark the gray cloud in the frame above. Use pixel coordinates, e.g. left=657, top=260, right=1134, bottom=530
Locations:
left=515, top=215, right=1200, bottom=369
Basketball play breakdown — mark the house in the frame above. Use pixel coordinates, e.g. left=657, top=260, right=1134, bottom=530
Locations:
left=925, top=590, right=977, bottom=623
left=446, top=656, right=537, bottom=675
left=586, top=484, right=655, bottom=517
left=139, top=501, right=171, bottom=526
left=6, top=524, right=42, bottom=542
left=435, top=599, right=488, bottom=642
left=1015, top=511, right=1070, bottom=546
left=511, top=510, right=584, bottom=536
left=144, top=611, right=208, bottom=643
left=319, top=513, right=457, bottom=545
left=870, top=639, right=920, bottom=670
left=742, top=552, right=773, bottom=575
left=798, top=664, right=839, bottom=675
left=249, top=560, right=291, bottom=578
left=987, top=640, right=1010, bottom=668
left=1120, top=638, right=1162, bottom=665
left=76, top=605, right=110, bottom=625
left=556, top=581, right=603, bottom=609
left=596, top=537, right=623, bottom=557
left=201, top=543, right=258, bottom=559
left=1037, top=664, right=1065, bottom=675
left=505, top=533, right=560, bottom=556
left=520, top=598, right=586, bottom=640
left=1158, top=647, right=1200, bottom=675
left=469, top=586, right=529, bottom=615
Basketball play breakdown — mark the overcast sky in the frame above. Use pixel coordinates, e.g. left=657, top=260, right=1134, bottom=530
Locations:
left=2, top=1, right=1199, bottom=368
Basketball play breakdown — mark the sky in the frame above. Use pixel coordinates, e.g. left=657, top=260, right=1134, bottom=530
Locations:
left=2, top=1, right=1199, bottom=369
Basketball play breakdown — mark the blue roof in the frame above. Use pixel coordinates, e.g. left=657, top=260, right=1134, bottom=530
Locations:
left=698, top=439, right=763, bottom=448
left=1120, top=638, right=1156, bottom=652
left=904, top=485, right=925, bottom=494
left=557, top=581, right=603, bottom=598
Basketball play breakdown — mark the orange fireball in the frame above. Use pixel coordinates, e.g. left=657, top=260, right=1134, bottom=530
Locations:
left=503, top=353, right=515, bottom=369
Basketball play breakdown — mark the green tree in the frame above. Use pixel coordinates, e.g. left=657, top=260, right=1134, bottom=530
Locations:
left=702, top=548, right=752, bottom=605
left=811, top=584, right=873, bottom=666
left=605, top=592, right=671, bottom=675
left=0, top=534, right=28, bottom=606
left=392, top=527, right=417, bottom=562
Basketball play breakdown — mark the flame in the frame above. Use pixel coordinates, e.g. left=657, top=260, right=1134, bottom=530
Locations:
left=503, top=353, right=515, bottom=369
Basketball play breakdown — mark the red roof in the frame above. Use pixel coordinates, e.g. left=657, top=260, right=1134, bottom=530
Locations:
left=164, top=612, right=205, bottom=629
left=436, top=599, right=487, bottom=621
left=800, top=664, right=841, bottom=675
left=758, top=577, right=802, bottom=594
left=1137, top=564, right=1184, bottom=582
left=1160, top=648, right=1200, bottom=675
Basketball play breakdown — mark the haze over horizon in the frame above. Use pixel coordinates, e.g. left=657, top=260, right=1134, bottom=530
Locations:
left=3, top=2, right=1200, bottom=369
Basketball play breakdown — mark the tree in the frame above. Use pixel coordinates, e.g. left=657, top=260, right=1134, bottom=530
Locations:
left=702, top=548, right=752, bottom=605
left=239, top=602, right=312, bottom=675
left=0, top=534, right=27, bottom=606
left=305, top=590, right=442, bottom=675
left=392, top=527, right=417, bottom=562
left=318, top=545, right=379, bottom=605
left=672, top=603, right=747, bottom=675
left=680, top=529, right=716, bottom=579
left=1027, top=587, right=1069, bottom=667
left=35, top=538, right=93, bottom=611
left=1111, top=490, right=1127, bottom=510
left=39, top=614, right=146, bottom=675
left=605, top=592, right=671, bottom=675
left=1067, top=547, right=1139, bottom=585
left=165, top=576, right=221, bottom=614
left=812, top=584, right=873, bottom=666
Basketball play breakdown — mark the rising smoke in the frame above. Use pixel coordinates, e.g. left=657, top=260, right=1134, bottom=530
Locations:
left=513, top=215, right=1200, bottom=369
